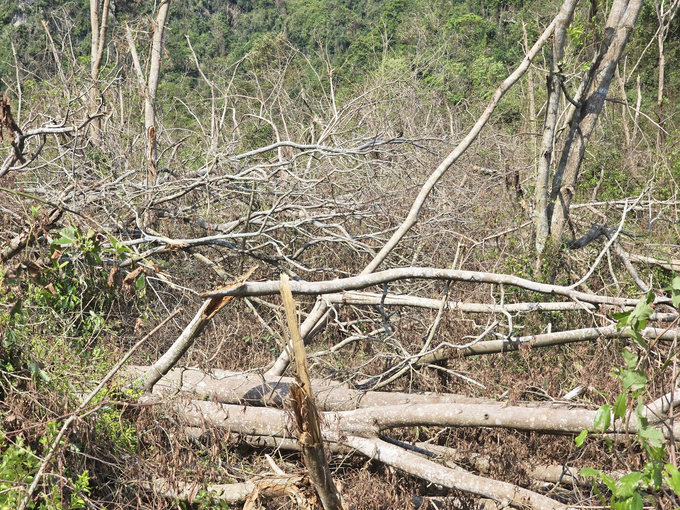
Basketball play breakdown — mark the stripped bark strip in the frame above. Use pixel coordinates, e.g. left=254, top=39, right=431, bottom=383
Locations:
left=280, top=274, right=344, bottom=510
left=0, top=92, right=25, bottom=167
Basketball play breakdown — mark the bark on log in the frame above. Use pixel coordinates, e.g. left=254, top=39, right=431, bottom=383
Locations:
left=416, top=326, right=680, bottom=362
left=149, top=475, right=304, bottom=506
left=201, top=267, right=671, bottom=308
left=122, top=365, right=497, bottom=410
left=166, top=403, right=569, bottom=510
left=324, top=291, right=597, bottom=312
left=342, top=436, right=567, bottom=510
left=168, top=398, right=680, bottom=439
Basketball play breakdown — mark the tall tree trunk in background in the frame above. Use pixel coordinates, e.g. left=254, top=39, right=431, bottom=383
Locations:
left=548, top=0, right=643, bottom=243
left=533, top=0, right=578, bottom=266
left=145, top=0, right=170, bottom=190
left=89, top=0, right=111, bottom=138
left=654, top=0, right=680, bottom=151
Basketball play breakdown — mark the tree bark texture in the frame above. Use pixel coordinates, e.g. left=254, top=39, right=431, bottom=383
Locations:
left=89, top=0, right=111, bottom=135
left=534, top=0, right=578, bottom=257
left=549, top=0, right=644, bottom=240
left=170, top=398, right=680, bottom=441
left=201, top=266, right=672, bottom=308
left=280, top=274, right=344, bottom=510
left=145, top=0, right=170, bottom=188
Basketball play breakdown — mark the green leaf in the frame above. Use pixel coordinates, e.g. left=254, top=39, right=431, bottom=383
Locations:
left=615, top=472, right=642, bottom=498
left=627, top=491, right=643, bottom=510
left=575, top=429, right=588, bottom=446
left=28, top=360, right=41, bottom=377
left=666, top=276, right=680, bottom=308
left=649, top=461, right=663, bottom=489
left=664, top=464, right=680, bottom=496
left=136, top=274, right=146, bottom=291
left=580, top=467, right=599, bottom=478
left=621, top=349, right=638, bottom=370
left=594, top=404, right=611, bottom=432
left=628, top=329, right=648, bottom=349
left=613, top=311, right=631, bottom=329
left=53, top=226, right=78, bottom=246
left=600, top=472, right=617, bottom=493
left=627, top=293, right=654, bottom=330
left=638, top=427, right=665, bottom=449
left=621, top=370, right=647, bottom=392
left=614, top=393, right=627, bottom=420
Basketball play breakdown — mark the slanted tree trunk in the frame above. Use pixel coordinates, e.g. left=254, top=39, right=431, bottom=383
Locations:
left=548, top=0, right=644, bottom=242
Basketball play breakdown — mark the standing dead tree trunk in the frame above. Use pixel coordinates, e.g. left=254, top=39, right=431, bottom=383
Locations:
left=145, top=0, right=170, bottom=191
left=280, top=274, right=344, bottom=510
left=125, top=0, right=170, bottom=225
left=653, top=0, right=680, bottom=150
left=89, top=0, right=111, bottom=138
left=547, top=0, right=644, bottom=242
left=534, top=0, right=578, bottom=262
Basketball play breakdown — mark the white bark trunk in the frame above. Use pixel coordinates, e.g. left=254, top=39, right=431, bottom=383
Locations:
left=145, top=0, right=170, bottom=188
left=549, top=0, right=644, bottom=240
left=201, top=266, right=672, bottom=308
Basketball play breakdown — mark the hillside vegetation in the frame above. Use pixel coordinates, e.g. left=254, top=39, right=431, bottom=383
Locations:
left=1, top=0, right=680, bottom=509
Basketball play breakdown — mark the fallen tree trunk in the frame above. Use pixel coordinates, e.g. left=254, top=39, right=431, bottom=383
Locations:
left=166, top=403, right=569, bottom=509
left=342, top=436, right=567, bottom=510
left=168, top=397, right=680, bottom=439
left=324, top=291, right=677, bottom=321
left=201, top=266, right=671, bottom=308
left=149, top=475, right=305, bottom=506
left=123, top=365, right=499, bottom=410
left=415, top=326, right=680, bottom=362
left=125, top=365, right=680, bottom=425
left=325, top=291, right=597, bottom=312
left=179, top=426, right=626, bottom=490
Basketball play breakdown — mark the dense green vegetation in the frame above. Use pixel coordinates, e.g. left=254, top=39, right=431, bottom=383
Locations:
left=5, top=0, right=674, bottom=109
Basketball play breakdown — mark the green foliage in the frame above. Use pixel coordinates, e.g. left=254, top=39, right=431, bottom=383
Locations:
left=0, top=222, right=143, bottom=507
left=0, top=435, right=40, bottom=510
left=0, top=430, right=90, bottom=510
left=576, top=287, right=680, bottom=508
left=665, top=276, right=680, bottom=308
left=612, top=291, right=655, bottom=349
